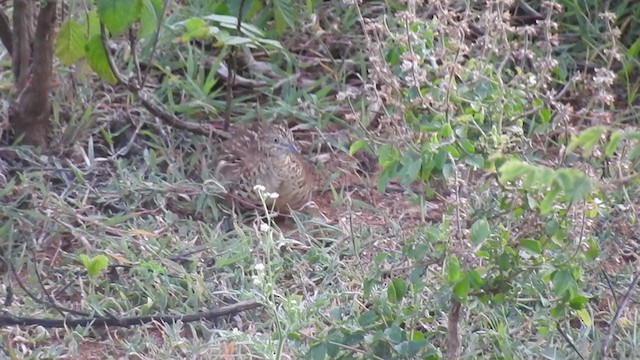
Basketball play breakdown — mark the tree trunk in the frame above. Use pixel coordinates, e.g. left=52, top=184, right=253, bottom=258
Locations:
left=9, top=0, right=57, bottom=148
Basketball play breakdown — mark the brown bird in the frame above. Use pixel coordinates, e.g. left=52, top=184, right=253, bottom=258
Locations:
left=214, top=123, right=316, bottom=213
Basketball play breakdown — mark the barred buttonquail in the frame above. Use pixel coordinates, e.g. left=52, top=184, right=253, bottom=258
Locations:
left=215, top=123, right=316, bottom=213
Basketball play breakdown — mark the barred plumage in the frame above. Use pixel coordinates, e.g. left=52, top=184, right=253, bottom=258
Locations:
left=215, top=123, right=315, bottom=212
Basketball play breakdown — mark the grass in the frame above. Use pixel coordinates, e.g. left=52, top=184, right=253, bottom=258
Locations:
left=1, top=0, right=640, bottom=359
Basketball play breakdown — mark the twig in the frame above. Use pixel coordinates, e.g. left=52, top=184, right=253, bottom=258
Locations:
left=128, top=28, right=142, bottom=85
left=222, top=0, right=247, bottom=131
left=600, top=270, right=640, bottom=358
left=0, top=300, right=261, bottom=328
left=9, top=261, right=91, bottom=317
left=601, top=269, right=619, bottom=308
left=140, top=0, right=170, bottom=87
left=556, top=322, right=585, bottom=360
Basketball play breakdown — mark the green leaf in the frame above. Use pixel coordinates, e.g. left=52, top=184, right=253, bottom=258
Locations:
left=470, top=219, right=490, bottom=244
left=274, top=0, right=295, bottom=32
left=306, top=344, right=327, bottom=360
left=397, top=339, right=429, bottom=357
left=387, top=278, right=407, bottom=303
left=544, top=219, right=559, bottom=236
left=552, top=269, right=573, bottom=296
left=498, top=160, right=532, bottom=183
left=85, top=35, right=117, bottom=84
left=567, top=126, right=607, bottom=156
left=79, top=254, right=109, bottom=277
left=520, top=239, right=542, bottom=254
left=87, top=255, right=109, bottom=277
left=55, top=21, right=86, bottom=65
left=377, top=166, right=394, bottom=193
left=453, top=277, right=470, bottom=301
left=96, top=0, right=142, bottom=37
left=139, top=0, right=163, bottom=38
left=444, top=255, right=461, bottom=283
left=349, top=139, right=367, bottom=156
left=440, top=123, right=453, bottom=138
left=78, top=254, right=91, bottom=269
left=84, top=12, right=102, bottom=40
left=459, top=138, right=475, bottom=154
left=585, top=237, right=599, bottom=261
left=384, top=325, right=404, bottom=343
left=444, top=144, right=460, bottom=158
left=179, top=17, right=211, bottom=41
left=569, top=295, right=588, bottom=310
left=577, top=308, right=592, bottom=326
left=399, top=157, right=422, bottom=186
left=539, top=185, right=560, bottom=215
left=497, top=252, right=512, bottom=271
left=538, top=107, right=551, bottom=123
left=466, top=270, right=483, bottom=288
left=550, top=303, right=566, bottom=318
left=605, top=130, right=623, bottom=158
left=203, top=14, right=265, bottom=37
left=464, top=154, right=484, bottom=168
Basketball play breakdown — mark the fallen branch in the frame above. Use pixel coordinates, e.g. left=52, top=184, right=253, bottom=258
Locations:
left=0, top=300, right=261, bottom=328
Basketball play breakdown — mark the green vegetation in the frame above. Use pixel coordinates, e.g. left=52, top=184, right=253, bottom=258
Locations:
left=1, top=0, right=640, bottom=358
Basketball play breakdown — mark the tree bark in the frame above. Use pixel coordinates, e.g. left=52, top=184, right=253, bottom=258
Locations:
left=12, top=0, right=32, bottom=89
left=0, top=8, right=12, bottom=56
left=10, top=0, right=57, bottom=147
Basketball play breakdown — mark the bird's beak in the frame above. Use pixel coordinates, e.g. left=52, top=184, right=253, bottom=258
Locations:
left=281, top=143, right=299, bottom=154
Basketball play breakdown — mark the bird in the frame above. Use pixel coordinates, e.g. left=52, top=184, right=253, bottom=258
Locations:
left=214, top=123, right=316, bottom=213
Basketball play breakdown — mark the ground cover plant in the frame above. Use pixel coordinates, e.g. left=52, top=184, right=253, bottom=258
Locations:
left=0, top=0, right=640, bottom=359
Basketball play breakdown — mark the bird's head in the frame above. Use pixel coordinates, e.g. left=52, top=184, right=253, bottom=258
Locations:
left=261, top=125, right=299, bottom=156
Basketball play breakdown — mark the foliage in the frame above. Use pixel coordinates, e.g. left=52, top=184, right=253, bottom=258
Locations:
left=1, top=0, right=640, bottom=359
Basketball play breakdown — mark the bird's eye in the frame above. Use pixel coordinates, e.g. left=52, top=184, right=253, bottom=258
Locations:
left=273, top=137, right=280, bottom=143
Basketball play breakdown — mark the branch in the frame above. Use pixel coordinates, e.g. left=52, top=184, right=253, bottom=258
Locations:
left=556, top=322, right=585, bottom=360
left=12, top=0, right=33, bottom=89
left=446, top=299, right=461, bottom=360
left=0, top=300, right=261, bottom=328
left=8, top=261, right=91, bottom=318
left=599, top=270, right=640, bottom=358
left=222, top=0, right=247, bottom=131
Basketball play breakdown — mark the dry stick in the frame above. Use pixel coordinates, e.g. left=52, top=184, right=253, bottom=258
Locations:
left=601, top=269, right=620, bottom=308
left=555, top=322, right=586, bottom=360
left=600, top=270, right=640, bottom=358
left=222, top=0, right=247, bottom=131
left=129, top=28, right=142, bottom=85
left=0, top=300, right=261, bottom=328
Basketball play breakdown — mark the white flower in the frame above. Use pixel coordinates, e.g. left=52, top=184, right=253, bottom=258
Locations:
left=268, top=192, right=280, bottom=199
left=254, top=263, right=265, bottom=272
left=259, top=222, right=270, bottom=232
left=253, top=184, right=266, bottom=192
